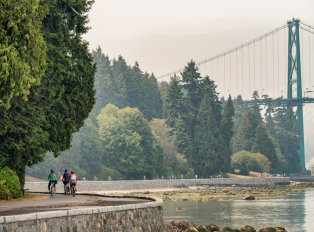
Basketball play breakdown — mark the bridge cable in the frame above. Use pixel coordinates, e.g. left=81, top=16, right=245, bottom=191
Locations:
left=205, top=62, right=206, bottom=76
left=224, top=54, right=226, bottom=97
left=272, top=32, right=274, bottom=98
left=211, top=60, right=213, bottom=81
left=217, top=55, right=219, bottom=94
left=230, top=51, right=232, bottom=95
left=277, top=28, right=279, bottom=97
left=309, top=25, right=311, bottom=95
left=157, top=24, right=287, bottom=80
left=284, top=26, right=287, bottom=97
left=254, top=40, right=256, bottom=92
left=248, top=45, right=251, bottom=98
left=265, top=35, right=268, bottom=96
left=241, top=48, right=244, bottom=98
left=261, top=39, right=263, bottom=96
left=236, top=49, right=238, bottom=95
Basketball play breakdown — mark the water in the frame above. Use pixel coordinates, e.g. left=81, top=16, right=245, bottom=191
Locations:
left=163, top=189, right=314, bottom=232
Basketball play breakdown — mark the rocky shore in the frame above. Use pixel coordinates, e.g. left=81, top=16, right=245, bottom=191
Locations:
left=132, top=183, right=313, bottom=202
left=165, top=220, right=288, bottom=232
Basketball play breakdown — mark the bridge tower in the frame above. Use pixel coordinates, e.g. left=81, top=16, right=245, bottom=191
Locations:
left=287, top=18, right=305, bottom=169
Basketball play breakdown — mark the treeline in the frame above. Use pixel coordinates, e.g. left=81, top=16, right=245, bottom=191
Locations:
left=27, top=48, right=165, bottom=180
left=27, top=50, right=301, bottom=181
left=231, top=93, right=301, bottom=174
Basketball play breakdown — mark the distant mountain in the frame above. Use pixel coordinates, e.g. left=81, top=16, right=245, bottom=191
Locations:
left=87, top=26, right=274, bottom=77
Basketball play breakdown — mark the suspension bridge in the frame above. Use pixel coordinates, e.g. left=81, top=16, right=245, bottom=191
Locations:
left=158, top=18, right=314, bottom=170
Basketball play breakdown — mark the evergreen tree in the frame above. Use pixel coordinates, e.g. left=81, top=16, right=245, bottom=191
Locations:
left=174, top=115, right=192, bottom=163
left=220, top=95, right=234, bottom=172
left=127, top=61, right=143, bottom=109
left=233, top=110, right=258, bottom=153
left=92, top=47, right=117, bottom=117
left=251, top=91, right=263, bottom=124
left=193, top=95, right=223, bottom=176
left=0, top=0, right=96, bottom=186
left=112, top=56, right=129, bottom=108
left=0, top=0, right=48, bottom=109
left=163, top=75, right=185, bottom=127
left=181, top=61, right=203, bottom=140
left=149, top=73, right=163, bottom=119
left=251, top=124, right=279, bottom=169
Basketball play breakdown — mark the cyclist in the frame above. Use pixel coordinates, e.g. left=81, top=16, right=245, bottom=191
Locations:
left=48, top=170, right=57, bottom=194
left=69, top=170, right=78, bottom=193
left=63, top=170, right=70, bottom=192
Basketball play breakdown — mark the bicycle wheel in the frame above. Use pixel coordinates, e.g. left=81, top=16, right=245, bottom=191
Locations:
left=72, top=185, right=75, bottom=197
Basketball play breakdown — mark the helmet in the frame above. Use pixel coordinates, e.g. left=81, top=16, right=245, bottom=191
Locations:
left=51, top=170, right=54, bottom=173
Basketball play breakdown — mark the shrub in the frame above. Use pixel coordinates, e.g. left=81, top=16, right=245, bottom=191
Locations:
left=98, top=166, right=124, bottom=181
left=0, top=167, right=22, bottom=200
left=231, top=151, right=263, bottom=175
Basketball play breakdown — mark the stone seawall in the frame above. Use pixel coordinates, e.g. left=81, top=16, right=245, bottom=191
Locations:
left=0, top=197, right=164, bottom=232
left=290, top=176, right=314, bottom=182
left=25, top=178, right=291, bottom=192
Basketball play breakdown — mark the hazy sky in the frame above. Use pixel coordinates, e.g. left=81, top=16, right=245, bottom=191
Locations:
left=84, top=0, right=314, bottom=39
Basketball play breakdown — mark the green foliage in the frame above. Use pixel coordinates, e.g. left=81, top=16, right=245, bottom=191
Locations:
left=0, top=167, right=22, bottom=200
left=163, top=75, right=185, bottom=127
left=251, top=152, right=271, bottom=173
left=0, top=0, right=48, bottom=109
left=193, top=95, right=224, bottom=177
left=252, top=124, right=278, bottom=169
left=233, top=110, right=258, bottom=153
left=0, top=0, right=96, bottom=187
left=174, top=115, right=192, bottom=163
left=220, top=95, right=234, bottom=172
left=97, top=104, right=163, bottom=179
left=231, top=151, right=263, bottom=175
left=98, top=166, right=123, bottom=181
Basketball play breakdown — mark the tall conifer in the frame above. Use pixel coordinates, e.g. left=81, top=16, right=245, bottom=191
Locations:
left=163, top=75, right=185, bottom=127
left=233, top=110, right=258, bottom=153
left=194, top=95, right=223, bottom=176
left=251, top=124, right=279, bottom=169
left=220, top=95, right=234, bottom=172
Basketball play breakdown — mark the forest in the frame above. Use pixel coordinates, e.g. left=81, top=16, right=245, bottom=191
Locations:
left=26, top=47, right=301, bottom=180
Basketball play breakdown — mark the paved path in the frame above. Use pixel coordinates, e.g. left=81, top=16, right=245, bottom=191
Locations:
left=0, top=194, right=151, bottom=217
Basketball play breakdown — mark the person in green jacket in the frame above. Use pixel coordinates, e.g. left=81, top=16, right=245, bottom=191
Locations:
left=48, top=170, right=57, bottom=195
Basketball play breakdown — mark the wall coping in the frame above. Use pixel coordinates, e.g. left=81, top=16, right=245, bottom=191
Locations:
left=0, top=195, right=163, bottom=224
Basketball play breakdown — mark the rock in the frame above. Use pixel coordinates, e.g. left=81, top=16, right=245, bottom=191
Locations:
left=243, top=196, right=255, bottom=200
left=218, top=199, right=224, bottom=201
left=171, top=220, right=191, bottom=231
left=197, top=224, right=208, bottom=232
left=163, top=192, right=169, bottom=195
left=206, top=223, right=220, bottom=231
left=184, top=227, right=198, bottom=232
left=182, top=198, right=188, bottom=201
left=240, top=225, right=256, bottom=232
left=143, top=191, right=149, bottom=194
left=257, top=227, right=276, bottom=232
left=274, top=226, right=288, bottom=232
left=175, top=207, right=182, bottom=210
left=261, top=198, right=269, bottom=200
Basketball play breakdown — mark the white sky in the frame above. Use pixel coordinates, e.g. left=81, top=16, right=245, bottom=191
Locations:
left=85, top=0, right=314, bottom=39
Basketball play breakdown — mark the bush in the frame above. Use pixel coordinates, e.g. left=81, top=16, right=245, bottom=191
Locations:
left=231, top=151, right=263, bottom=175
left=98, top=166, right=124, bottom=181
left=0, top=167, right=22, bottom=200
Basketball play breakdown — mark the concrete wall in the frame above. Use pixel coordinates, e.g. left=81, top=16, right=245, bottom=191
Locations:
left=0, top=198, right=164, bottom=232
left=290, top=176, right=314, bottom=182
left=25, top=178, right=291, bottom=192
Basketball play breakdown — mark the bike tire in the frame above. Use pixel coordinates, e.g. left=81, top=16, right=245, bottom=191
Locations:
left=72, top=185, right=75, bottom=197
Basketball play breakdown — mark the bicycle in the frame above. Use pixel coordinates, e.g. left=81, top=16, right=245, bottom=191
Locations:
left=72, top=184, right=75, bottom=197
left=65, top=184, right=70, bottom=196
left=50, top=182, right=55, bottom=196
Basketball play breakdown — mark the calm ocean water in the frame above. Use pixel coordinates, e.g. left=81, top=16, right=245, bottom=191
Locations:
left=163, top=189, right=314, bottom=232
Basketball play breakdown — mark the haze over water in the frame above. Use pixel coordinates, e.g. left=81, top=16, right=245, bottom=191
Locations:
left=163, top=189, right=314, bottom=231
